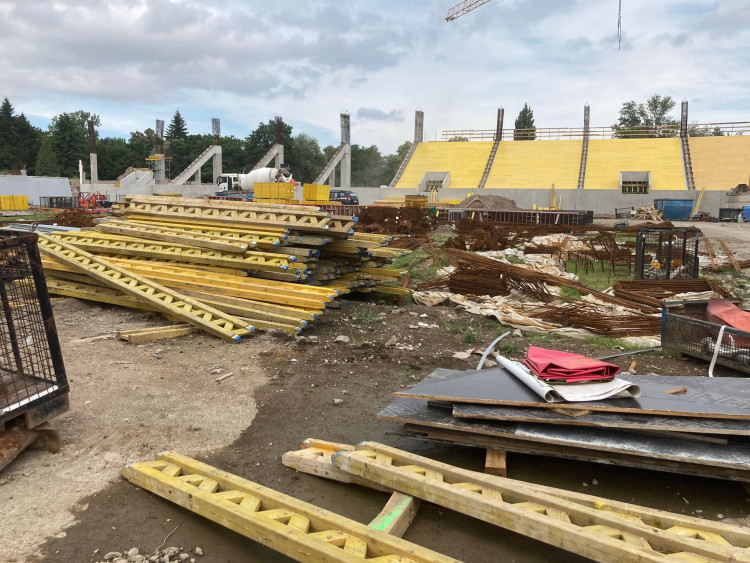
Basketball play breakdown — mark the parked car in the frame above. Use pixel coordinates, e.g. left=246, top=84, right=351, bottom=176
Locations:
left=330, top=190, right=359, bottom=205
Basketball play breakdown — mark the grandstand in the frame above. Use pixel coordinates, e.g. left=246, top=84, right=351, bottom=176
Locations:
left=395, top=141, right=493, bottom=190
left=386, top=106, right=749, bottom=214
left=690, top=136, right=750, bottom=191
left=484, top=140, right=582, bottom=190
left=584, top=138, right=685, bottom=191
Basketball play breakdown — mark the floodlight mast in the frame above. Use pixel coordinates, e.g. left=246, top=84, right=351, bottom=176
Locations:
left=445, top=0, right=494, bottom=21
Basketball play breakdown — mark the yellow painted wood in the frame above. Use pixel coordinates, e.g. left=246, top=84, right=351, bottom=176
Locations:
left=333, top=443, right=750, bottom=563
left=122, top=451, right=460, bottom=563
left=117, top=324, right=197, bottom=344
left=38, top=234, right=251, bottom=341
left=96, top=220, right=250, bottom=252
left=49, top=233, right=295, bottom=273
left=117, top=198, right=350, bottom=235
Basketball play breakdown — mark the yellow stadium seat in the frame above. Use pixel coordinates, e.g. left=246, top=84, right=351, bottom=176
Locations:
left=584, top=138, right=684, bottom=191
left=484, top=140, right=582, bottom=190
left=395, top=141, right=493, bottom=189
left=689, top=136, right=750, bottom=190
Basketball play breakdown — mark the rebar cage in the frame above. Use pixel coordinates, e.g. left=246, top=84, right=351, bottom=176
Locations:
left=635, top=227, right=700, bottom=280
left=662, top=301, right=750, bottom=375
left=0, top=230, right=68, bottom=427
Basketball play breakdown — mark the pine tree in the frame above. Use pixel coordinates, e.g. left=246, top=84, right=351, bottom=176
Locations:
left=166, top=110, right=188, bottom=140
left=0, top=98, right=13, bottom=120
left=36, top=136, right=61, bottom=177
left=514, top=104, right=536, bottom=140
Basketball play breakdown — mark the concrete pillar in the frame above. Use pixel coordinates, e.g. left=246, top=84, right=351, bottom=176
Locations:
left=414, top=110, right=424, bottom=143
left=340, top=145, right=351, bottom=189
left=89, top=153, right=98, bottom=186
left=329, top=165, right=336, bottom=189
left=680, top=100, right=689, bottom=138
left=154, top=156, right=165, bottom=184
left=584, top=104, right=590, bottom=134
left=495, top=108, right=504, bottom=142
left=340, top=113, right=351, bottom=145
left=193, top=169, right=201, bottom=186
left=212, top=148, right=222, bottom=185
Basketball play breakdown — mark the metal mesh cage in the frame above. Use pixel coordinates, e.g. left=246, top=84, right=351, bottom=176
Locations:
left=635, top=227, right=700, bottom=280
left=0, top=230, right=68, bottom=426
left=662, top=301, right=750, bottom=375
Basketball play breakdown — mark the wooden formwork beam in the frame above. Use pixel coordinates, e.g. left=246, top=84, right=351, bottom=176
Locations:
left=332, top=442, right=750, bottom=563
left=37, top=234, right=251, bottom=341
left=96, top=220, right=251, bottom=253
left=122, top=451, right=459, bottom=563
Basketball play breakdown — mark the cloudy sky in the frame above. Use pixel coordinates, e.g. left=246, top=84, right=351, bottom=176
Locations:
left=1, top=0, right=748, bottom=153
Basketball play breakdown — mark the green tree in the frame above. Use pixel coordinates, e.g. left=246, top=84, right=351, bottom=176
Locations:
left=288, top=133, right=326, bottom=183
left=49, top=110, right=100, bottom=177
left=514, top=104, right=536, bottom=140
left=244, top=119, right=293, bottom=168
left=448, top=136, right=469, bottom=142
left=166, top=109, right=188, bottom=140
left=0, top=97, right=42, bottom=174
left=219, top=135, right=248, bottom=175
left=96, top=137, right=136, bottom=180
left=128, top=128, right=156, bottom=163
left=378, top=141, right=412, bottom=187
left=36, top=136, right=61, bottom=177
left=712, top=127, right=725, bottom=136
left=612, top=94, right=678, bottom=138
left=350, top=144, right=383, bottom=186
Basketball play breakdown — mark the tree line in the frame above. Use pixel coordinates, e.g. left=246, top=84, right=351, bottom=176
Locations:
left=0, top=99, right=412, bottom=186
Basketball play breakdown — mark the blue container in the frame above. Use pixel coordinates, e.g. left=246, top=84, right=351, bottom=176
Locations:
left=743, top=206, right=750, bottom=222
left=654, top=199, right=694, bottom=221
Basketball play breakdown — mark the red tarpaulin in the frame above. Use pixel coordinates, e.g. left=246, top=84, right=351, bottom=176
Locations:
left=706, top=298, right=750, bottom=333
left=523, top=346, right=620, bottom=383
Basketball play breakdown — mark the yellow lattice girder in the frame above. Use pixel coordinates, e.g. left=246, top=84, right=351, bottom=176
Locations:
left=333, top=443, right=750, bottom=563
left=122, top=451, right=460, bottom=563
left=37, top=234, right=252, bottom=341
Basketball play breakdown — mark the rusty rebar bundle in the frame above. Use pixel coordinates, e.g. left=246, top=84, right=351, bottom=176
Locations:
left=420, top=246, right=658, bottom=313
left=526, top=303, right=662, bottom=337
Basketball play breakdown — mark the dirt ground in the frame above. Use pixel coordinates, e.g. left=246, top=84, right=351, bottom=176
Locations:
left=1, top=292, right=748, bottom=563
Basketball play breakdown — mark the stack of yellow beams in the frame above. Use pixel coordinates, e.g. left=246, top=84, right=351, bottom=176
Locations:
left=39, top=196, right=410, bottom=341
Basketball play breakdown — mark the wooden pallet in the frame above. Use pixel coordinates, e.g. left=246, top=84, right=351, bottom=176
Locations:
left=123, top=451, right=456, bottom=563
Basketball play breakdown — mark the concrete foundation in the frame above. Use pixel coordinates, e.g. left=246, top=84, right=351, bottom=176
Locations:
left=347, top=186, right=739, bottom=216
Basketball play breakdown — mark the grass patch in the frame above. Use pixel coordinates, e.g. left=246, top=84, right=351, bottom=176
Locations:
left=464, top=331, right=478, bottom=344
left=0, top=211, right=55, bottom=223
left=391, top=250, right=448, bottom=283
left=526, top=332, right=553, bottom=345
left=505, top=255, right=525, bottom=264
left=497, top=342, right=520, bottom=354
left=583, top=336, right=642, bottom=350
left=560, top=286, right=582, bottom=300
left=564, top=260, right=631, bottom=291
left=355, top=309, right=377, bottom=324
left=443, top=318, right=475, bottom=335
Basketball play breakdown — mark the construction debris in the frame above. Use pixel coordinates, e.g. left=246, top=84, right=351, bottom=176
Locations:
left=385, top=364, right=750, bottom=481
left=37, top=196, right=411, bottom=340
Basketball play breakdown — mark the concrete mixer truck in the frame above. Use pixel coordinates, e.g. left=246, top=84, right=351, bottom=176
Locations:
left=216, top=166, right=295, bottom=197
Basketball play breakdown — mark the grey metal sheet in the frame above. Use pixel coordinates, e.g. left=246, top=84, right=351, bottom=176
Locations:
left=453, top=403, right=750, bottom=436
left=379, top=397, right=750, bottom=470
left=394, top=368, right=750, bottom=420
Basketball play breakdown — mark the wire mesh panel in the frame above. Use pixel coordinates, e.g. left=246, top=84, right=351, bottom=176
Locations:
left=635, top=227, right=700, bottom=280
left=0, top=230, right=68, bottom=425
left=662, top=302, right=750, bottom=375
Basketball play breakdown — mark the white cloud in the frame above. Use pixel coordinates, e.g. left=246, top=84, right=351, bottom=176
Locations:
left=1, top=0, right=748, bottom=153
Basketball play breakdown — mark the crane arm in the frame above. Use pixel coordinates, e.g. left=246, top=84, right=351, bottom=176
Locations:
left=445, top=0, right=494, bottom=21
